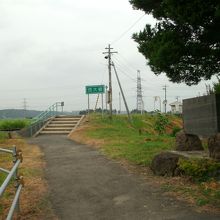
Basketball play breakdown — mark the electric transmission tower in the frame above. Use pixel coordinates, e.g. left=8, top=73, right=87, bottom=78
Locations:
left=23, top=98, right=27, bottom=118
left=136, top=70, right=143, bottom=114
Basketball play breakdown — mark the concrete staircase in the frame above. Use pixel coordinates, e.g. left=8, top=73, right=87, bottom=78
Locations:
left=39, top=115, right=84, bottom=135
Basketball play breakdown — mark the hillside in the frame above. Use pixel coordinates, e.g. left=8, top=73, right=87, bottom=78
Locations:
left=0, top=109, right=42, bottom=119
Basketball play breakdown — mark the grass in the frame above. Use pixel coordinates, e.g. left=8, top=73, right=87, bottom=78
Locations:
left=162, top=180, right=220, bottom=208
left=70, top=113, right=220, bottom=211
left=80, top=114, right=179, bottom=165
left=0, top=132, right=8, bottom=143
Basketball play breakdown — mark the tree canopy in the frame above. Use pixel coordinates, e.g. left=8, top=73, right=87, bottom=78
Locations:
left=129, top=0, right=220, bottom=85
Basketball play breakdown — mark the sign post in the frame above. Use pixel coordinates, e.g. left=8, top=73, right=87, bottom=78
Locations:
left=85, top=85, right=105, bottom=116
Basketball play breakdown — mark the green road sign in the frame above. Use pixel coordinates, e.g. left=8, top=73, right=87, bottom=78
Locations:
left=85, top=85, right=105, bottom=94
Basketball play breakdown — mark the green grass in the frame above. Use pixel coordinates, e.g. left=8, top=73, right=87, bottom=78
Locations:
left=0, top=119, right=31, bottom=131
left=86, top=114, right=177, bottom=165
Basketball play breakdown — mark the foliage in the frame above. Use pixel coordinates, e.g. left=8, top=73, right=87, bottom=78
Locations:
left=0, top=119, right=30, bottom=131
left=129, top=0, right=220, bottom=85
left=154, top=113, right=169, bottom=134
left=171, top=126, right=182, bottom=137
left=213, top=77, right=220, bottom=94
left=179, top=158, right=220, bottom=182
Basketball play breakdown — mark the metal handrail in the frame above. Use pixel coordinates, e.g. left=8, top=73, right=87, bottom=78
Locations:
left=0, top=146, right=23, bottom=220
left=26, top=102, right=64, bottom=136
left=31, top=102, right=63, bottom=123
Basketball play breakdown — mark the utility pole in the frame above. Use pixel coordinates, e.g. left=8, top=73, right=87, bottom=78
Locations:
left=163, top=85, right=168, bottom=113
left=136, top=70, right=143, bottom=114
left=103, top=44, right=117, bottom=119
left=23, top=98, right=27, bottom=118
left=105, top=85, right=108, bottom=112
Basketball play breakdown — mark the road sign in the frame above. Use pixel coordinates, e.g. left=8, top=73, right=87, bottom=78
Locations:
left=85, top=85, right=105, bottom=94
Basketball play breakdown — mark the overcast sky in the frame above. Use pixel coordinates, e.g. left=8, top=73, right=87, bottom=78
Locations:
left=0, top=0, right=215, bottom=112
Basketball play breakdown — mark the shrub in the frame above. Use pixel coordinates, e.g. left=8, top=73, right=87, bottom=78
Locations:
left=179, top=158, right=220, bottom=182
left=154, top=113, right=169, bottom=134
left=0, top=120, right=29, bottom=130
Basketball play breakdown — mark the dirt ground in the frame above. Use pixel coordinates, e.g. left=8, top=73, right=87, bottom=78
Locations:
left=29, top=135, right=220, bottom=220
left=0, top=137, right=56, bottom=220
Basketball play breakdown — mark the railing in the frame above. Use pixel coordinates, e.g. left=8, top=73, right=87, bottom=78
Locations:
left=0, top=146, right=24, bottom=220
left=26, top=102, right=64, bottom=136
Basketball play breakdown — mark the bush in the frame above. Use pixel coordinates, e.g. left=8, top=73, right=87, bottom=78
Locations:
left=154, top=113, right=169, bottom=134
left=179, top=158, right=220, bottom=182
left=0, top=120, right=29, bottom=131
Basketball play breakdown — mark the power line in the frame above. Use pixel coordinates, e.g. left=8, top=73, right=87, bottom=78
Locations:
left=111, top=14, right=146, bottom=45
left=112, top=58, right=136, bottom=82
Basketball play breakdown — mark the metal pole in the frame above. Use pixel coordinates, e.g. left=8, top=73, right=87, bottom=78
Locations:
left=12, top=147, right=20, bottom=214
left=112, top=62, right=132, bottom=122
left=0, top=160, right=21, bottom=196
left=6, top=184, right=22, bottom=220
left=0, top=148, right=13, bottom=154
left=88, top=94, right=90, bottom=115
left=101, top=93, right=104, bottom=118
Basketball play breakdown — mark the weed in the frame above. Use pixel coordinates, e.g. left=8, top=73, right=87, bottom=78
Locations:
left=171, top=126, right=182, bottom=137
left=154, top=113, right=169, bottom=134
left=178, top=158, right=220, bottom=182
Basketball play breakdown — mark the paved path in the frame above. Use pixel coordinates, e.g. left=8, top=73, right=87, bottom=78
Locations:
left=29, top=135, right=219, bottom=220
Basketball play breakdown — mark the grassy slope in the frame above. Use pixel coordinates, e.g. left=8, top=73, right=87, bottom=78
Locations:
left=70, top=113, right=220, bottom=211
left=84, top=114, right=178, bottom=166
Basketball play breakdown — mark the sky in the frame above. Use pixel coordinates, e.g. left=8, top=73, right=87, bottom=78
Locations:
left=0, top=0, right=215, bottom=112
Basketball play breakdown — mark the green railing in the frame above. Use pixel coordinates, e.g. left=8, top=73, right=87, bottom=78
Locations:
left=25, top=102, right=64, bottom=137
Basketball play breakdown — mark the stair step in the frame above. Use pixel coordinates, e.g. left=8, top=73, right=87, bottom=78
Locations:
left=47, top=124, right=76, bottom=127
left=53, top=118, right=80, bottom=121
left=50, top=121, right=78, bottom=124
left=43, top=128, right=73, bottom=131
left=55, top=115, right=81, bottom=118
left=40, top=131, right=70, bottom=134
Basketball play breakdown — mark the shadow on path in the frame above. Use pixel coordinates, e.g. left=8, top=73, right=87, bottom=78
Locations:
left=29, top=135, right=219, bottom=220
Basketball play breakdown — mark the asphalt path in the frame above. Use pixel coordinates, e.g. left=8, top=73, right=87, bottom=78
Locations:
left=29, top=135, right=220, bottom=220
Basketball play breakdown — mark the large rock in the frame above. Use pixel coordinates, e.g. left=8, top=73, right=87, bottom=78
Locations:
left=151, top=152, right=181, bottom=176
left=176, top=130, right=203, bottom=151
left=208, top=134, right=220, bottom=160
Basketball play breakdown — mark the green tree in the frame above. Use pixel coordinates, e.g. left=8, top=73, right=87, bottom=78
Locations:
left=129, top=0, right=220, bottom=85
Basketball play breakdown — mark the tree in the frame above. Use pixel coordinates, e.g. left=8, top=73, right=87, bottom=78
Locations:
left=129, top=0, right=220, bottom=85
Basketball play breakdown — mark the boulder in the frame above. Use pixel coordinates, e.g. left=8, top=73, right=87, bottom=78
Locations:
left=151, top=152, right=181, bottom=177
left=176, top=130, right=203, bottom=151
left=208, top=134, right=220, bottom=160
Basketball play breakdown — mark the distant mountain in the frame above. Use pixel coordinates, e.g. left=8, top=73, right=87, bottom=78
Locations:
left=0, top=109, right=43, bottom=119
left=0, top=109, right=80, bottom=119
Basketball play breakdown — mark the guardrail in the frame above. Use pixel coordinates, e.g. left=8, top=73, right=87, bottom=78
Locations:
left=23, top=102, right=65, bottom=137
left=0, top=146, right=24, bottom=220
